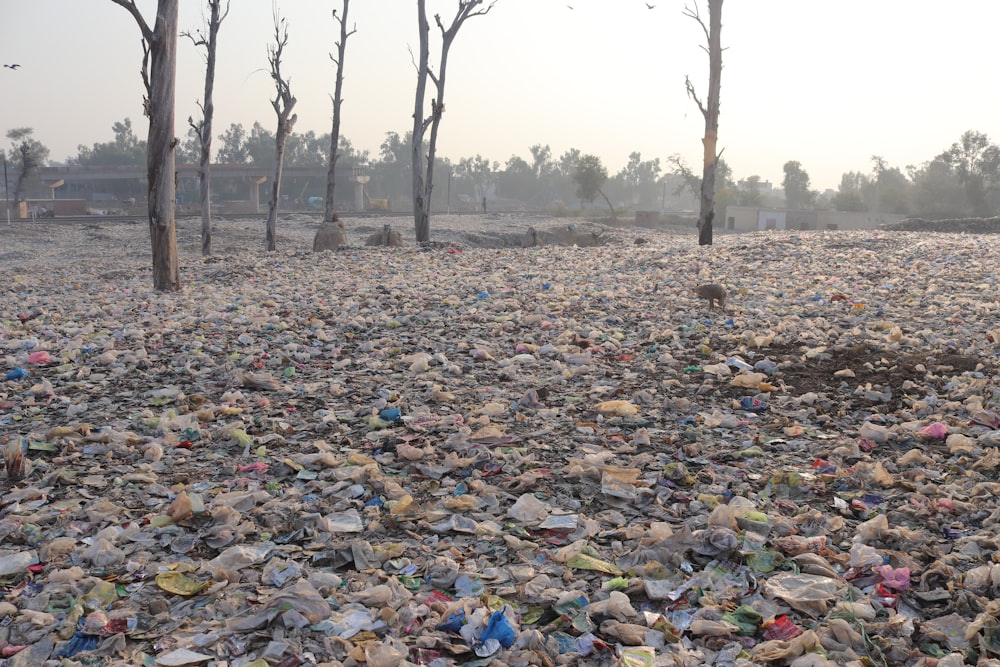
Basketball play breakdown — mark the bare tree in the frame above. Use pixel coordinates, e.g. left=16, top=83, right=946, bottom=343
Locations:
left=183, top=0, right=230, bottom=257
left=412, top=0, right=495, bottom=244
left=111, top=0, right=181, bottom=291
left=324, top=0, right=356, bottom=224
left=684, top=0, right=723, bottom=246
left=667, top=153, right=701, bottom=200
left=265, top=10, right=297, bottom=252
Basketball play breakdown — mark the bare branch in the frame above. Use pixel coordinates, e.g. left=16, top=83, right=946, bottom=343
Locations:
left=109, top=0, right=153, bottom=42
left=685, top=75, right=706, bottom=118
left=682, top=2, right=710, bottom=46
left=437, top=0, right=496, bottom=39
left=268, top=16, right=294, bottom=114
left=182, top=30, right=207, bottom=48
left=329, top=7, right=358, bottom=65
left=140, top=38, right=152, bottom=116
left=407, top=43, right=419, bottom=73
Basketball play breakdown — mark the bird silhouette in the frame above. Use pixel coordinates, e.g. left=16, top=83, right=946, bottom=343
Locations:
left=3, top=64, right=21, bottom=69
left=646, top=3, right=656, bottom=8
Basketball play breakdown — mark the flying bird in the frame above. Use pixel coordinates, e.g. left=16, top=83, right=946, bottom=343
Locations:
left=646, top=3, right=656, bottom=8
left=3, top=64, right=21, bottom=69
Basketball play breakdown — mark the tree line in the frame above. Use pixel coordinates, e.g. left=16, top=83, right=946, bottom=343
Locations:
left=8, top=121, right=1000, bottom=222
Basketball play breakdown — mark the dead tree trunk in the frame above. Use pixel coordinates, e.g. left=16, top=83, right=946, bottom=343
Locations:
left=412, top=0, right=495, bottom=244
left=411, top=1, right=432, bottom=244
left=111, top=0, right=181, bottom=291
left=265, top=11, right=297, bottom=252
left=184, top=0, right=229, bottom=257
left=684, top=0, right=723, bottom=247
left=325, top=1, right=355, bottom=224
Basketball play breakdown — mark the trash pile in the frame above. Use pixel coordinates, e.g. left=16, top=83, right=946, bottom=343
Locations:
left=2, top=217, right=1000, bottom=667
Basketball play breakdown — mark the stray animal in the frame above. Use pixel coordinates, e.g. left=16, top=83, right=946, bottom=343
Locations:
left=694, top=283, right=727, bottom=310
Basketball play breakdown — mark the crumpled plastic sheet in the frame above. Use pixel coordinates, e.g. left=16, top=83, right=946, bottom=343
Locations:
left=1, top=217, right=1000, bottom=666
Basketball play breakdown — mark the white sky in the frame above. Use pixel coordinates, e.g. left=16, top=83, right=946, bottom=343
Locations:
left=2, top=1, right=998, bottom=191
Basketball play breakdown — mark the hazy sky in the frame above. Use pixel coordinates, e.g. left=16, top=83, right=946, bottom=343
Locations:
left=2, top=1, right=998, bottom=191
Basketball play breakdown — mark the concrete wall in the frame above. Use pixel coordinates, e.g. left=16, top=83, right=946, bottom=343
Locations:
left=724, top=206, right=906, bottom=233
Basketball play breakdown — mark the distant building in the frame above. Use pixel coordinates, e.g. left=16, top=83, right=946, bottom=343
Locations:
left=723, top=205, right=906, bottom=233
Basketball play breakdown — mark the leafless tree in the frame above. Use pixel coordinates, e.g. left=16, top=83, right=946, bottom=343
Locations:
left=183, top=0, right=229, bottom=257
left=265, top=10, right=297, bottom=252
left=324, top=0, right=356, bottom=224
left=111, top=0, right=181, bottom=291
left=411, top=0, right=495, bottom=244
left=684, top=0, right=723, bottom=246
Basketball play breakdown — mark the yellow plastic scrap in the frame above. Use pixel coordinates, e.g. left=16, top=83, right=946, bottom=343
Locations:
left=595, top=400, right=639, bottom=416
left=230, top=428, right=253, bottom=447
left=619, top=647, right=656, bottom=667
left=567, top=553, right=623, bottom=575
left=155, top=571, right=210, bottom=596
left=387, top=494, right=414, bottom=516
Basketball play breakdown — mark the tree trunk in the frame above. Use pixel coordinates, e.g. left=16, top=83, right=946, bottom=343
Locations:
left=111, top=0, right=181, bottom=291
left=325, top=0, right=353, bottom=224
left=266, top=132, right=289, bottom=252
left=697, top=0, right=723, bottom=246
left=147, top=1, right=181, bottom=290
left=198, top=0, right=225, bottom=257
left=411, top=0, right=493, bottom=244
left=265, top=11, right=296, bottom=252
left=412, top=0, right=431, bottom=244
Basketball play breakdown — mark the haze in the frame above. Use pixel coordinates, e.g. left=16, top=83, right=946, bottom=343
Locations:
left=2, top=1, right=997, bottom=190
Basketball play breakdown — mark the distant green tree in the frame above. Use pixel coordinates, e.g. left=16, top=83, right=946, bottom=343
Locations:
left=736, top=175, right=764, bottom=206
left=550, top=148, right=581, bottom=207
left=497, top=154, right=533, bottom=204
left=557, top=148, right=581, bottom=177
left=285, top=129, right=327, bottom=167
left=529, top=144, right=554, bottom=178
left=456, top=154, right=498, bottom=206
left=7, top=127, right=50, bottom=204
left=337, top=136, right=368, bottom=165
left=832, top=171, right=869, bottom=212
left=176, top=125, right=202, bottom=164
left=573, top=153, right=615, bottom=218
left=782, top=160, right=815, bottom=209
left=247, top=121, right=277, bottom=166
left=216, top=122, right=249, bottom=163
left=69, top=118, right=146, bottom=166
left=908, top=158, right=969, bottom=219
left=869, top=156, right=910, bottom=214
left=713, top=157, right=737, bottom=216
left=369, top=129, right=411, bottom=203
left=618, top=151, right=662, bottom=208
left=936, top=130, right=1000, bottom=216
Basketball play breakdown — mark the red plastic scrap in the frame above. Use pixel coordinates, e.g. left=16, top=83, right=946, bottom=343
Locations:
left=762, top=614, right=803, bottom=641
